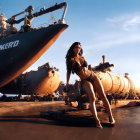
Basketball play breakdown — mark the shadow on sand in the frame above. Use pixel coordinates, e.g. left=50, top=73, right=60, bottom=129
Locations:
left=0, top=110, right=114, bottom=128
left=40, top=110, right=115, bottom=128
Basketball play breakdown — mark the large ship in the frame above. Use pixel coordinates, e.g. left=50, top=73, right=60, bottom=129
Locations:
left=0, top=2, right=68, bottom=88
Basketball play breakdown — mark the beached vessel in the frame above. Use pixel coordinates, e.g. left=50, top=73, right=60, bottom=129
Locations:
left=0, top=2, right=68, bottom=88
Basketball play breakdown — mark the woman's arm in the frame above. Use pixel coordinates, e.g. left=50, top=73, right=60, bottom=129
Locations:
left=66, top=71, right=70, bottom=91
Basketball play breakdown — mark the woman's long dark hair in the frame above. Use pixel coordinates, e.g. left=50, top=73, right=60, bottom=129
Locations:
left=65, top=42, right=83, bottom=74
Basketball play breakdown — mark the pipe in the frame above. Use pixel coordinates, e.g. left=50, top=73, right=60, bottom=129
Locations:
left=95, top=71, right=140, bottom=98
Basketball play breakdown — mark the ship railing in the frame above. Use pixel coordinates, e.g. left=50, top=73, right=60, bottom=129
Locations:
left=7, top=2, right=68, bottom=26
left=4, top=2, right=68, bottom=34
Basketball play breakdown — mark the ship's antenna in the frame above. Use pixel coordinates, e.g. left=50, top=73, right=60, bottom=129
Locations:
left=0, top=5, right=3, bottom=16
left=0, top=5, right=1, bottom=12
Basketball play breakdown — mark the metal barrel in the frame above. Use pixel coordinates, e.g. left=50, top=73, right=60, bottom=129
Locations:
left=95, top=71, right=138, bottom=97
left=134, top=82, right=140, bottom=96
left=23, top=67, right=61, bottom=95
left=0, top=65, right=61, bottom=95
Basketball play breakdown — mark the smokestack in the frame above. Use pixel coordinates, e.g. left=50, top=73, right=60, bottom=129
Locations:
left=125, top=73, right=129, bottom=78
left=102, top=55, right=105, bottom=64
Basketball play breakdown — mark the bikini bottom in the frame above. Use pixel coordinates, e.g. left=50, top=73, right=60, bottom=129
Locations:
left=84, top=72, right=94, bottom=83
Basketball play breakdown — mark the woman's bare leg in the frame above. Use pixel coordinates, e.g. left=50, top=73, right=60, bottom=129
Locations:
left=92, top=74, right=115, bottom=124
left=82, top=80, right=102, bottom=128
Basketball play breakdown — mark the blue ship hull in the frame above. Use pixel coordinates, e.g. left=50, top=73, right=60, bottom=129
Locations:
left=0, top=23, right=68, bottom=87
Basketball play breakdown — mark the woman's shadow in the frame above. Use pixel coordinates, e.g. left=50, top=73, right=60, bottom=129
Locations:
left=40, top=110, right=115, bottom=127
left=0, top=110, right=114, bottom=128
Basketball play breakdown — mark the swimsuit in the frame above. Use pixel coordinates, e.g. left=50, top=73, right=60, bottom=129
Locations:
left=70, top=57, right=94, bottom=83
left=84, top=72, right=94, bottom=83
left=72, top=59, right=88, bottom=73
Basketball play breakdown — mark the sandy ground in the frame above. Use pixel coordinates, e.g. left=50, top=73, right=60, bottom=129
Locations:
left=0, top=101, right=140, bottom=140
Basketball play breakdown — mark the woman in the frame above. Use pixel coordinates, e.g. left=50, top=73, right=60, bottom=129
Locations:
left=65, top=42, right=115, bottom=128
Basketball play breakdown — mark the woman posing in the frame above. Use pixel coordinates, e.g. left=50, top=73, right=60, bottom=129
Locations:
left=65, top=42, right=115, bottom=128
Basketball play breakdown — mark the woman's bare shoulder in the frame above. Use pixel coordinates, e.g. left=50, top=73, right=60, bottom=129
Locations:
left=80, top=56, right=86, bottom=60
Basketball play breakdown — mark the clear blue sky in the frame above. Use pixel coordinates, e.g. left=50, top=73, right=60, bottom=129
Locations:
left=1, top=0, right=140, bottom=84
